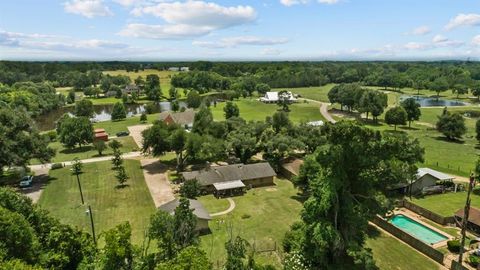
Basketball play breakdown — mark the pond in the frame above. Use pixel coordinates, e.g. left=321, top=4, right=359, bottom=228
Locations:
left=400, top=95, right=469, bottom=107
left=35, top=101, right=186, bottom=131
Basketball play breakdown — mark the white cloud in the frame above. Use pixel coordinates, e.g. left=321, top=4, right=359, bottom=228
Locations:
left=472, top=35, right=480, bottom=46
left=261, top=48, right=282, bottom=55
left=121, top=1, right=256, bottom=39
left=280, top=0, right=308, bottom=6
left=280, top=0, right=338, bottom=6
left=64, top=0, right=113, bottom=18
left=410, top=25, right=431, bottom=36
left=445, top=13, right=480, bottom=30
left=193, top=36, right=288, bottom=48
left=318, top=0, right=339, bottom=4
left=118, top=23, right=213, bottom=39
left=404, top=42, right=431, bottom=50
left=113, top=0, right=143, bottom=6
left=432, top=34, right=464, bottom=47
left=432, top=34, right=448, bottom=43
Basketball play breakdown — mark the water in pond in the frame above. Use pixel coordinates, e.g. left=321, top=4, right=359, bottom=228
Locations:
left=400, top=95, right=469, bottom=107
left=35, top=101, right=186, bottom=131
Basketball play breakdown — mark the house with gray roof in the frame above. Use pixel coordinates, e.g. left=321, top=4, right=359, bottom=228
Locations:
left=181, top=163, right=276, bottom=196
left=159, top=109, right=196, bottom=129
left=389, top=168, right=454, bottom=194
left=158, top=198, right=211, bottom=232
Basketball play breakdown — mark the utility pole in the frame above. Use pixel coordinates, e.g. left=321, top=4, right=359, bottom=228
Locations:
left=72, top=158, right=84, bottom=205
left=458, top=173, right=475, bottom=264
left=87, top=205, right=96, bottom=246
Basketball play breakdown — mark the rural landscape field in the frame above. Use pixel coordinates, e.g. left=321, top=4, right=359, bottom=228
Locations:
left=1, top=0, right=480, bottom=270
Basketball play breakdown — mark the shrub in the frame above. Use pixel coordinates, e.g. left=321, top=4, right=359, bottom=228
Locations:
left=447, top=239, right=461, bottom=253
left=51, top=163, right=63, bottom=170
left=241, top=214, right=251, bottom=219
left=145, top=103, right=156, bottom=114
left=470, top=254, right=480, bottom=267
left=474, top=187, right=480, bottom=195
left=45, top=130, right=57, bottom=142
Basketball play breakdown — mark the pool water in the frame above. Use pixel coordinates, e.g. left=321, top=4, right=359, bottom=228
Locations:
left=390, top=215, right=448, bottom=245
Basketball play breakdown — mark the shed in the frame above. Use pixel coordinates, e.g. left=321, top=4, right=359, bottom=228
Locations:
left=158, top=198, right=211, bottom=232
left=389, top=168, right=454, bottom=194
left=280, top=158, right=304, bottom=180
left=455, top=207, right=480, bottom=234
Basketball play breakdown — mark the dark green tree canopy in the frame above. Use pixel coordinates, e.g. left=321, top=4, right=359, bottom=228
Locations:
left=111, top=102, right=127, bottom=121
left=74, top=99, right=94, bottom=118
left=223, top=101, right=240, bottom=119
left=287, top=121, right=423, bottom=269
left=400, top=97, right=421, bottom=127
left=385, top=106, right=407, bottom=130
left=436, top=111, right=466, bottom=140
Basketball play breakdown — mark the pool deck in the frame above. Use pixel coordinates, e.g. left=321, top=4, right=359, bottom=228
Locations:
left=393, top=208, right=454, bottom=249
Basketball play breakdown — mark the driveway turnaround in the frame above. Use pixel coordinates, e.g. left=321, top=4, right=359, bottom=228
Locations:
left=128, top=124, right=152, bottom=148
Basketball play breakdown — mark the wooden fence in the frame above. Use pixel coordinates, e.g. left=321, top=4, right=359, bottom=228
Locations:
left=402, top=199, right=456, bottom=225
left=372, top=215, right=445, bottom=265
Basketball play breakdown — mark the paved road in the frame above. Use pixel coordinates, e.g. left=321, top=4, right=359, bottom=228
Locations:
left=302, top=98, right=336, bottom=124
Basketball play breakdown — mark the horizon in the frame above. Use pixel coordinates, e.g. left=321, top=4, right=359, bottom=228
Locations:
left=1, top=0, right=479, bottom=61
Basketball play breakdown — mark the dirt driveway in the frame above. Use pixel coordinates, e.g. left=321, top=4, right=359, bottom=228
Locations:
left=140, top=159, right=175, bottom=207
left=128, top=124, right=152, bottom=148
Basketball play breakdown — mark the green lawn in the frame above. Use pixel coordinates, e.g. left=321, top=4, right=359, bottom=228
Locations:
left=211, top=98, right=325, bottom=123
left=103, top=69, right=176, bottom=94
left=198, top=178, right=303, bottom=268
left=85, top=96, right=152, bottom=105
left=286, top=84, right=335, bottom=102
left=411, top=192, right=479, bottom=217
left=197, top=195, right=231, bottom=214
left=93, top=113, right=160, bottom=135
left=32, top=136, right=138, bottom=164
left=366, top=226, right=442, bottom=270
left=38, top=159, right=155, bottom=244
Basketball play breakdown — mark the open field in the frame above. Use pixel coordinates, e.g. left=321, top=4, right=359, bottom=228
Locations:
left=198, top=178, right=442, bottom=268
left=337, top=105, right=480, bottom=177
left=211, top=98, right=326, bottom=123
left=366, top=226, right=442, bottom=270
left=93, top=113, right=160, bottom=135
left=103, top=69, right=176, bottom=93
left=32, top=136, right=138, bottom=164
left=411, top=192, right=479, bottom=217
left=198, top=178, right=303, bottom=267
left=38, top=159, right=155, bottom=244
left=285, top=84, right=335, bottom=102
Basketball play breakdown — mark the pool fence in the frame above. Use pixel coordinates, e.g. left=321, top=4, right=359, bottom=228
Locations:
left=401, top=199, right=456, bottom=225
left=372, top=215, right=445, bottom=265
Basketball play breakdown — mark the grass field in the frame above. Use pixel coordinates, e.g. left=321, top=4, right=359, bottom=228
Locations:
left=38, top=159, right=155, bottom=244
left=366, top=226, right=442, bottom=270
left=197, top=178, right=441, bottom=269
left=211, top=98, right=325, bottom=123
left=32, top=136, right=138, bottom=164
left=286, top=84, right=335, bottom=102
left=103, top=69, right=176, bottom=93
left=93, top=113, right=161, bottom=135
left=198, top=178, right=303, bottom=267
left=411, top=192, right=479, bottom=217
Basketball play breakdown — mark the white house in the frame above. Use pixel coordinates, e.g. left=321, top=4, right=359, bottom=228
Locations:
left=260, top=91, right=297, bottom=103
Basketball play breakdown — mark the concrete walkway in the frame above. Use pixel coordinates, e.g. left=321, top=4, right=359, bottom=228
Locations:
left=210, top=198, right=236, bottom=217
left=140, top=158, right=175, bottom=207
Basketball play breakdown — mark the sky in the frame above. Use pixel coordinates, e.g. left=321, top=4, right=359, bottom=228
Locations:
left=0, top=0, right=479, bottom=61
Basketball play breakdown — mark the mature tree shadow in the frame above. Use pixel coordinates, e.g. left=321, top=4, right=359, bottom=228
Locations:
left=399, top=126, right=420, bottom=131
left=18, top=175, right=56, bottom=196
left=366, top=225, right=381, bottom=239
left=115, top=184, right=130, bottom=189
left=383, top=130, right=407, bottom=135
left=434, top=136, right=465, bottom=144
left=60, top=145, right=95, bottom=154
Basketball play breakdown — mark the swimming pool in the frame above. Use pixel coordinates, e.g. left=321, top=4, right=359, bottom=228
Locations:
left=390, top=214, right=448, bottom=245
